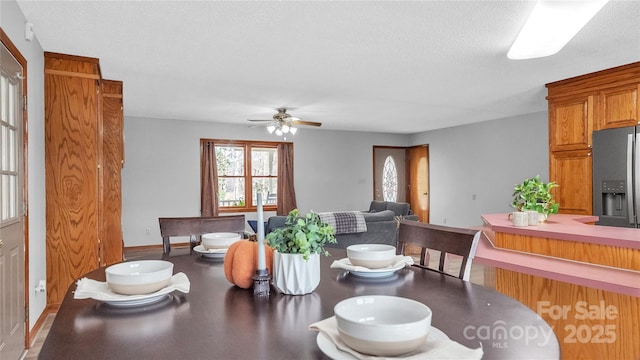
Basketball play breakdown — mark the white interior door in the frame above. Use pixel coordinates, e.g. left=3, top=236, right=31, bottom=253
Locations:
left=0, top=41, right=26, bottom=360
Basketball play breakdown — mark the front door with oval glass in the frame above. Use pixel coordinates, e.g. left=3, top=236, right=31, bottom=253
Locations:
left=373, top=148, right=406, bottom=202
left=373, top=146, right=429, bottom=223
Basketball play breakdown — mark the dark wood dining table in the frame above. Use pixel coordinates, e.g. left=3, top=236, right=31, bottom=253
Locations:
left=39, top=248, right=559, bottom=359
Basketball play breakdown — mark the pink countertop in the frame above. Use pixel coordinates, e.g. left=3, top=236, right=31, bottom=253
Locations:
left=474, top=232, right=640, bottom=298
left=482, top=213, right=640, bottom=250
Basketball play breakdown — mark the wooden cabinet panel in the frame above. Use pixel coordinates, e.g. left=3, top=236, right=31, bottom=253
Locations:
left=549, top=149, right=592, bottom=215
left=549, top=95, right=593, bottom=151
left=44, top=53, right=124, bottom=305
left=101, top=80, right=124, bottom=266
left=494, top=232, right=640, bottom=271
left=496, top=270, right=640, bottom=360
left=597, top=83, right=640, bottom=130
left=45, top=63, right=100, bottom=305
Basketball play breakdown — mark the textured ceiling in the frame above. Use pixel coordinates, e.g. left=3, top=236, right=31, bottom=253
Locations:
left=15, top=0, right=640, bottom=134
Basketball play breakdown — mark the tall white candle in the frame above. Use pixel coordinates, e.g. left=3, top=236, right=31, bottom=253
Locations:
left=256, top=192, right=266, bottom=270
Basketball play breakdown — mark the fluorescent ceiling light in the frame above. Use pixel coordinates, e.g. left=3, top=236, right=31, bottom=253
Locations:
left=508, top=0, right=609, bottom=60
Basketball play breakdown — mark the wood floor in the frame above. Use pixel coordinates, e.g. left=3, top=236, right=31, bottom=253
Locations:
left=22, top=313, right=55, bottom=359
left=22, top=247, right=487, bottom=358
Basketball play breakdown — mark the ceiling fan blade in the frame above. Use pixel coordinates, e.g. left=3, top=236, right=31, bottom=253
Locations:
left=249, top=123, right=275, bottom=128
left=291, top=120, right=322, bottom=127
left=248, top=119, right=275, bottom=122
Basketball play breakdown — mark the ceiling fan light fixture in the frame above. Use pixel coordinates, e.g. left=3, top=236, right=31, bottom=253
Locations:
left=507, top=0, right=609, bottom=60
left=250, top=108, right=320, bottom=137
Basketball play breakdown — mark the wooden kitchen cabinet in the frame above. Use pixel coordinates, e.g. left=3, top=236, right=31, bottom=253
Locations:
left=596, top=82, right=640, bottom=130
left=45, top=53, right=124, bottom=306
left=549, top=149, right=592, bottom=215
left=546, top=62, right=640, bottom=216
left=548, top=94, right=594, bottom=151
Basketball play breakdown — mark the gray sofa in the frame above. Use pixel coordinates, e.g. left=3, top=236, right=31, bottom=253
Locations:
left=368, top=200, right=419, bottom=221
left=266, top=201, right=418, bottom=249
left=267, top=209, right=399, bottom=249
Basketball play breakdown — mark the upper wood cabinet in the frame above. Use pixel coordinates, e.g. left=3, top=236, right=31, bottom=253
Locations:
left=597, top=82, right=640, bottom=130
left=547, top=62, right=640, bottom=134
left=548, top=94, right=594, bottom=151
left=45, top=53, right=124, bottom=305
left=546, top=62, right=640, bottom=216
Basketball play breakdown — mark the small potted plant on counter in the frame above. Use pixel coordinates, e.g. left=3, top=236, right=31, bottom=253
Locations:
left=512, top=175, right=560, bottom=221
left=266, top=209, right=336, bottom=295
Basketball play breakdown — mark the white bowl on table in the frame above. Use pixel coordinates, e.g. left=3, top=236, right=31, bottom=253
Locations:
left=334, top=295, right=432, bottom=356
left=201, top=232, right=241, bottom=249
left=346, top=244, right=396, bottom=269
left=106, top=260, right=173, bottom=295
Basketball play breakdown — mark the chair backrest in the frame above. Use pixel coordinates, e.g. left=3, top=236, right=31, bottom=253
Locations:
left=158, top=215, right=245, bottom=254
left=265, top=192, right=277, bottom=205
left=397, top=220, right=481, bottom=281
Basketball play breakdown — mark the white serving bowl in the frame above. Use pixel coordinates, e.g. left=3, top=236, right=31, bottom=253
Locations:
left=334, top=295, right=432, bottom=356
left=346, top=244, right=396, bottom=269
left=106, top=260, right=173, bottom=295
left=201, top=232, right=242, bottom=249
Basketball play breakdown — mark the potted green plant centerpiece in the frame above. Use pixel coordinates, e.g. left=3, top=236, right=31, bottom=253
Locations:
left=266, top=209, right=336, bottom=295
left=511, top=175, right=560, bottom=221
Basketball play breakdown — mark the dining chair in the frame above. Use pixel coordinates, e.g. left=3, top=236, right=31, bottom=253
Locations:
left=158, top=215, right=246, bottom=254
left=266, top=192, right=277, bottom=204
left=397, top=220, right=481, bottom=281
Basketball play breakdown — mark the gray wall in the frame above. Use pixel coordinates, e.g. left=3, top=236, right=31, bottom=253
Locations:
left=123, top=111, right=549, bottom=246
left=410, top=111, right=549, bottom=227
left=122, top=117, right=409, bottom=247
left=2, top=0, right=47, bottom=331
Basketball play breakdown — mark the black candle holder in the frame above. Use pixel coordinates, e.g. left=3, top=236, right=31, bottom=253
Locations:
left=253, top=269, right=271, bottom=297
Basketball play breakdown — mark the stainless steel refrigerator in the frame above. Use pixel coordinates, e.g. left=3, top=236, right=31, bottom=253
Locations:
left=592, top=125, right=640, bottom=228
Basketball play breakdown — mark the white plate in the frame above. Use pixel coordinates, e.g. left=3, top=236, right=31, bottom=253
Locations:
left=316, top=326, right=449, bottom=360
left=74, top=273, right=190, bottom=308
left=336, top=258, right=406, bottom=278
left=193, top=244, right=227, bottom=259
left=103, top=293, right=169, bottom=308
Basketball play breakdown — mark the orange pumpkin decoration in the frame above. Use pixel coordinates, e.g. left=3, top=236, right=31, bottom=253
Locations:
left=224, top=240, right=274, bottom=289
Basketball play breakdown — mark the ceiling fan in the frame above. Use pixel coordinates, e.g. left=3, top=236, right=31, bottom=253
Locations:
left=248, top=108, right=321, bottom=136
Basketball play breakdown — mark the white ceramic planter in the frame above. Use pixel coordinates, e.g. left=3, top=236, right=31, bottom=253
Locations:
left=273, top=252, right=321, bottom=295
